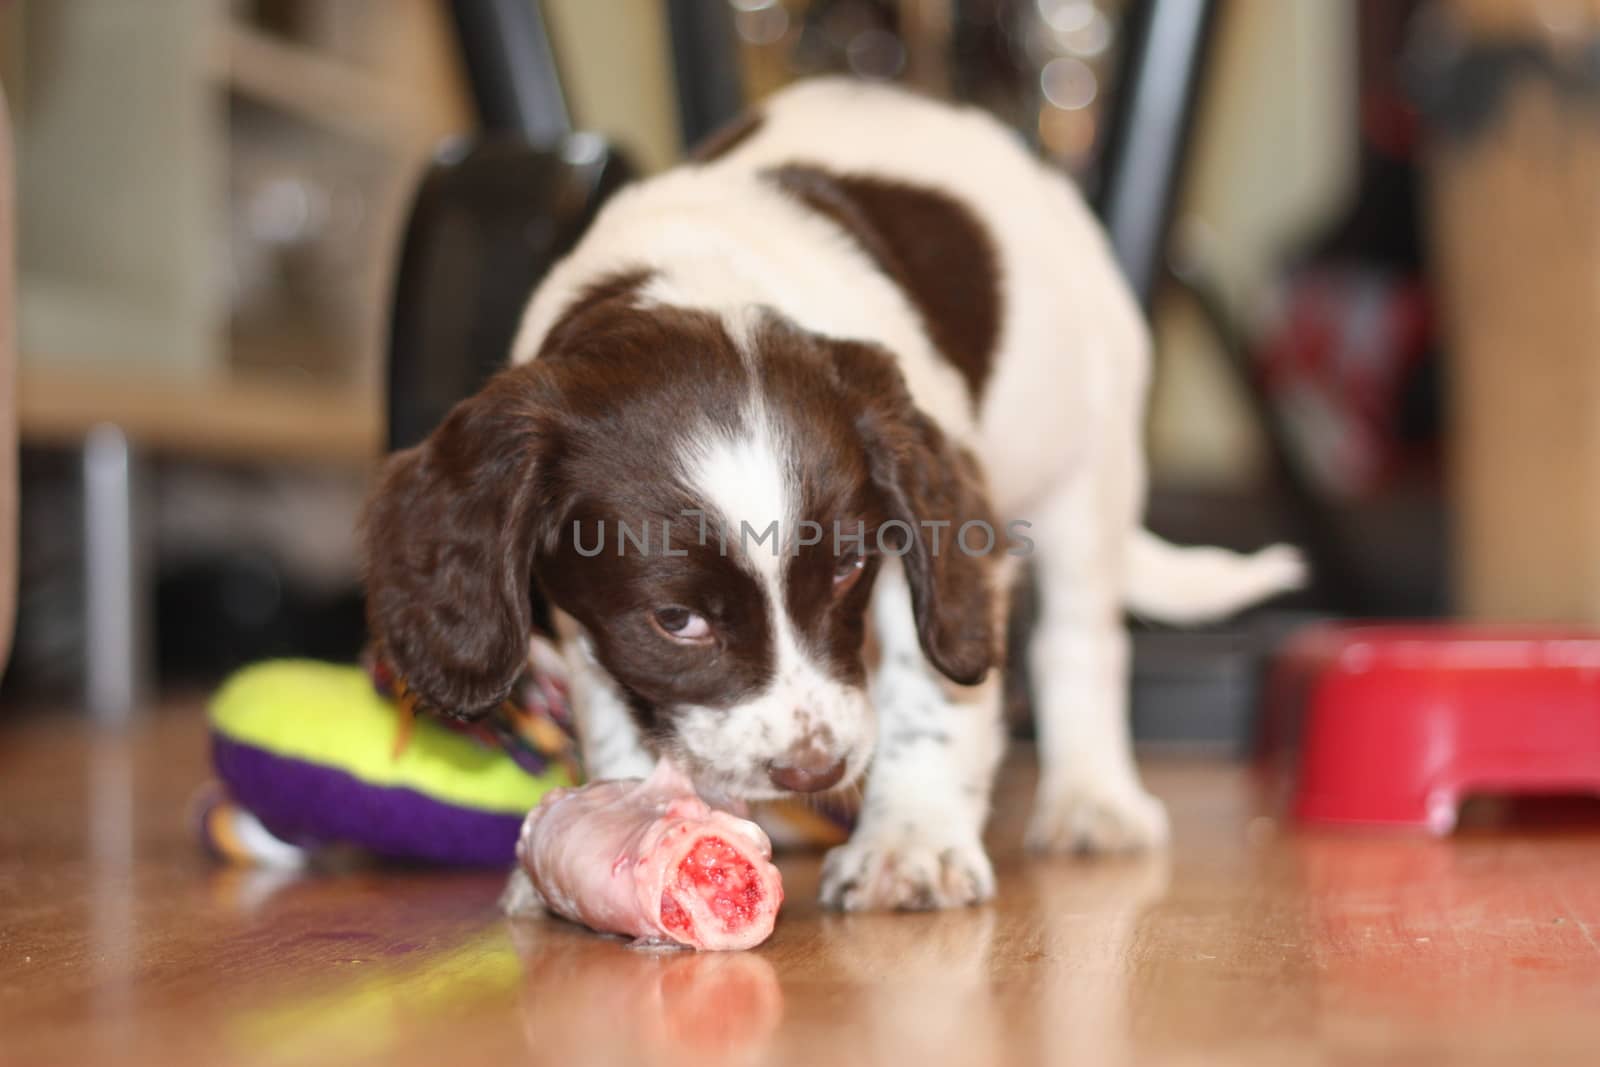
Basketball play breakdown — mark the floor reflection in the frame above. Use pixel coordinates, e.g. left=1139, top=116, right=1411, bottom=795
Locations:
left=1291, top=832, right=1600, bottom=1016
left=511, top=923, right=784, bottom=1067
left=810, top=905, right=1001, bottom=1064
left=197, top=868, right=525, bottom=1063
left=1024, top=852, right=1172, bottom=1065
left=503, top=850, right=1174, bottom=1066
left=88, top=734, right=136, bottom=1052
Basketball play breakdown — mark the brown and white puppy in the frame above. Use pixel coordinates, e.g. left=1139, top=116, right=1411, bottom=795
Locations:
left=363, top=80, right=1302, bottom=912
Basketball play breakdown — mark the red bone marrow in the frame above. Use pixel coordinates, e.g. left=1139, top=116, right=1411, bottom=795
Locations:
left=516, top=761, right=784, bottom=950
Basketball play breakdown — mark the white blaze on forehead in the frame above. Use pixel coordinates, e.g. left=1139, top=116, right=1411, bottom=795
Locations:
left=673, top=399, right=876, bottom=800
left=680, top=404, right=796, bottom=586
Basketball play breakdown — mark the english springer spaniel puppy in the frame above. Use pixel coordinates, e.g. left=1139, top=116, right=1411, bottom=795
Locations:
left=362, top=79, right=1302, bottom=912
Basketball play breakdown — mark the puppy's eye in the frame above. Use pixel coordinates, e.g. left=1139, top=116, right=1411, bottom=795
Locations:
left=833, top=552, right=866, bottom=595
left=651, top=606, right=713, bottom=643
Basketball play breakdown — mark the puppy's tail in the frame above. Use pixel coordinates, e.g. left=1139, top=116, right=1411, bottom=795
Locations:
left=1123, top=528, right=1306, bottom=625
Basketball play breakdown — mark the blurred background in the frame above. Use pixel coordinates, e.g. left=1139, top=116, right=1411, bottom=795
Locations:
left=0, top=0, right=1595, bottom=746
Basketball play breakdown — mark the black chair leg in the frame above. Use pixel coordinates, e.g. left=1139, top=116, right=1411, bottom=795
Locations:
left=1093, top=0, right=1222, bottom=311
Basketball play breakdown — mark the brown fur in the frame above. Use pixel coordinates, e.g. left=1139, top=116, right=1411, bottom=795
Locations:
left=765, top=164, right=1002, bottom=405
left=362, top=288, right=996, bottom=732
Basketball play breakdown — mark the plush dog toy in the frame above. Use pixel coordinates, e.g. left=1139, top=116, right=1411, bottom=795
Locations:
left=197, top=645, right=578, bottom=867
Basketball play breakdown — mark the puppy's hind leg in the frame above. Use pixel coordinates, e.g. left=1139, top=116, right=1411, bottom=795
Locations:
left=1024, top=474, right=1168, bottom=854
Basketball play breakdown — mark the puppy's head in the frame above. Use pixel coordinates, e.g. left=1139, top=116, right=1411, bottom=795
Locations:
left=362, top=289, right=995, bottom=800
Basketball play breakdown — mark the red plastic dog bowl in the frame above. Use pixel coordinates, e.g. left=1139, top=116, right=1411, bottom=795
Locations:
left=1264, top=624, right=1600, bottom=833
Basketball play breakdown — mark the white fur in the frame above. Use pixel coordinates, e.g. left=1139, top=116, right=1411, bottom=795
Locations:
left=553, top=614, right=656, bottom=781
left=672, top=617, right=876, bottom=801
left=511, top=79, right=1303, bottom=908
left=1124, top=530, right=1308, bottom=625
left=679, top=403, right=795, bottom=586
left=674, top=407, right=875, bottom=799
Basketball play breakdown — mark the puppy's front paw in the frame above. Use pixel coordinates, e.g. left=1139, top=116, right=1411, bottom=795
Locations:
left=1025, top=777, right=1169, bottom=854
left=819, top=828, right=995, bottom=912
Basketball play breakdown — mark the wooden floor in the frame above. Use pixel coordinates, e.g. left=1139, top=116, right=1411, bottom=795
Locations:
left=4, top=705, right=1600, bottom=1067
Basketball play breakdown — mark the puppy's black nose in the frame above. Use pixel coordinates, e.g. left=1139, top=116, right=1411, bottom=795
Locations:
left=767, top=755, right=847, bottom=793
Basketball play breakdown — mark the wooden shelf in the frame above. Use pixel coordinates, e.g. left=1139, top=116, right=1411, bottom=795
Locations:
left=13, top=4, right=470, bottom=472
left=18, top=365, right=382, bottom=467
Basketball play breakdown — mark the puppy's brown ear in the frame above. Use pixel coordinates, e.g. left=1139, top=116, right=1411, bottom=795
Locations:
left=837, top=342, right=997, bottom=686
left=361, top=363, right=559, bottom=718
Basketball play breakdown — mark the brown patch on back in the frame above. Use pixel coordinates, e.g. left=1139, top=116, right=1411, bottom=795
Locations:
left=765, top=164, right=1002, bottom=405
left=689, top=110, right=765, bottom=163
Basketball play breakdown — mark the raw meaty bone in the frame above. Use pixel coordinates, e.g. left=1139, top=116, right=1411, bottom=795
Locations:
left=515, top=760, right=784, bottom=950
